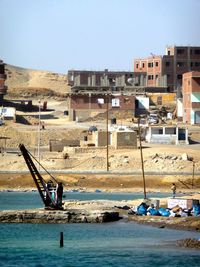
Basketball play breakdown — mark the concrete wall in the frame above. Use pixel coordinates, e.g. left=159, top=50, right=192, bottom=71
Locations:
left=112, top=131, right=137, bottom=149
left=146, top=126, right=189, bottom=145
left=70, top=94, right=135, bottom=121
left=93, top=131, right=110, bottom=147
left=49, top=139, right=80, bottom=152
left=148, top=93, right=176, bottom=106
left=0, top=107, right=16, bottom=121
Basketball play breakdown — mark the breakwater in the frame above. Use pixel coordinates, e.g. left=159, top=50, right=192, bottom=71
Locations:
left=0, top=208, right=120, bottom=223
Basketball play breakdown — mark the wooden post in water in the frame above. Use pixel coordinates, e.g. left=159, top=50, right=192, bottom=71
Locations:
left=138, top=116, right=147, bottom=199
left=60, top=232, right=64, bottom=247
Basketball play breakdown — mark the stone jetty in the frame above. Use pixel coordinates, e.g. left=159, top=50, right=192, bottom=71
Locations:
left=0, top=209, right=120, bottom=223
left=0, top=200, right=123, bottom=223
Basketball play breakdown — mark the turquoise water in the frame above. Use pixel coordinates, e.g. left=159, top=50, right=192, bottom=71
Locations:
left=0, top=192, right=200, bottom=266
left=0, top=222, right=200, bottom=267
left=0, top=191, right=172, bottom=210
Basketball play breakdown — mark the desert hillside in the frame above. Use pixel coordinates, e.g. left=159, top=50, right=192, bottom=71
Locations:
left=4, top=64, right=71, bottom=97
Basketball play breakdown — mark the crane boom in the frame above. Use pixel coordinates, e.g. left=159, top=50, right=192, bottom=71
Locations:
left=19, top=144, right=63, bottom=210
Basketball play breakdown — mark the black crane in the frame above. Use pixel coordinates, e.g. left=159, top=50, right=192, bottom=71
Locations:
left=19, top=144, right=63, bottom=210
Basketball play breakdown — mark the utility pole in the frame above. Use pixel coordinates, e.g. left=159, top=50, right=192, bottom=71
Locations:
left=106, top=94, right=109, bottom=172
left=138, top=116, right=147, bottom=199
left=192, top=161, right=195, bottom=189
left=38, top=100, right=41, bottom=169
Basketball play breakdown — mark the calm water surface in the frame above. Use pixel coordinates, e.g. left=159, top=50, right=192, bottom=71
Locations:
left=0, top=192, right=200, bottom=267
left=0, top=222, right=200, bottom=267
left=0, top=191, right=172, bottom=210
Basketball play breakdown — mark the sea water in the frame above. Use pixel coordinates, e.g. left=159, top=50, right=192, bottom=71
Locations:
left=0, top=192, right=200, bottom=267
left=0, top=191, right=173, bottom=210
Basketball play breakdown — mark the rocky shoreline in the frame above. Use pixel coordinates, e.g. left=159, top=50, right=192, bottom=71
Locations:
left=0, top=199, right=200, bottom=230
left=128, top=213, right=200, bottom=232
left=0, top=208, right=120, bottom=224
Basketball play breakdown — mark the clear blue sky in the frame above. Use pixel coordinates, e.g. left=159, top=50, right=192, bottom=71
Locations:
left=0, top=0, right=199, bottom=73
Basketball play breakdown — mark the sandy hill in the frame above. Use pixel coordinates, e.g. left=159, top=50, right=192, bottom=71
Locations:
left=4, top=64, right=71, bottom=98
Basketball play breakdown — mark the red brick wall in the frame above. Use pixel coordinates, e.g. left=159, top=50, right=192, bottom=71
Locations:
left=192, top=77, right=200, bottom=92
left=70, top=94, right=135, bottom=111
left=134, top=56, right=162, bottom=86
left=182, top=71, right=200, bottom=123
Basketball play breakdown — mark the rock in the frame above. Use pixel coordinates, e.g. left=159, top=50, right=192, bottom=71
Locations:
left=152, top=153, right=158, bottom=159
left=182, top=153, right=188, bottom=161
left=63, top=152, right=69, bottom=159
left=177, top=238, right=200, bottom=248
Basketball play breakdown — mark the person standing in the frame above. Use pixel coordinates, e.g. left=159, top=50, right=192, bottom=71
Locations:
left=171, top=183, right=176, bottom=198
left=56, top=182, right=63, bottom=207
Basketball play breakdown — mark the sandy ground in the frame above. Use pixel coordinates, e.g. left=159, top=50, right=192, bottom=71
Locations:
left=1, top=99, right=200, bottom=193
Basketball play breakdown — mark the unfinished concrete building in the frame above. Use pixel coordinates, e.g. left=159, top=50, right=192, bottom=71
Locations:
left=67, top=69, right=169, bottom=121
left=0, top=60, right=7, bottom=105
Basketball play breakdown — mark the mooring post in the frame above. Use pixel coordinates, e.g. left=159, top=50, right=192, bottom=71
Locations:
left=60, top=232, right=64, bottom=247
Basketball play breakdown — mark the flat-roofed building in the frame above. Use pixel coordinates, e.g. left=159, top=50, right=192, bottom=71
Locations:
left=134, top=46, right=200, bottom=92
left=182, top=71, right=200, bottom=124
left=0, top=60, right=7, bottom=105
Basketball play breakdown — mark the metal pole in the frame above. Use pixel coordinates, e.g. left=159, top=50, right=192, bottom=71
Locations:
left=138, top=117, right=147, bottom=199
left=106, top=94, right=109, bottom=171
left=192, top=161, right=195, bottom=189
left=38, top=100, right=41, bottom=169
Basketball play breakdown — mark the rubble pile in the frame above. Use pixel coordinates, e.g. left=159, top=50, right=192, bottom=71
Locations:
left=177, top=238, right=200, bottom=248
left=144, top=153, right=197, bottom=171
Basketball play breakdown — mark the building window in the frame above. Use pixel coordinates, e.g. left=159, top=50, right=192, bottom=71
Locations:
left=165, top=62, right=170, bottom=67
left=177, top=74, right=182, bottom=80
left=194, top=49, right=200, bottom=55
left=177, top=49, right=184, bottom=54
left=142, top=63, right=145, bottom=68
left=191, top=62, right=193, bottom=67
left=112, top=98, right=120, bottom=107
left=155, top=62, right=159, bottom=67
left=97, top=98, right=104, bottom=104
left=148, top=75, right=154, bottom=80
left=195, top=62, right=200, bottom=67
left=136, top=64, right=139, bottom=69
left=177, top=62, right=184, bottom=67
left=155, top=75, right=158, bottom=79
left=148, top=62, right=153, bottom=68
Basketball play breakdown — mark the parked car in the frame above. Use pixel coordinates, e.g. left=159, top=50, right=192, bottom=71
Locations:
left=148, top=114, right=159, bottom=124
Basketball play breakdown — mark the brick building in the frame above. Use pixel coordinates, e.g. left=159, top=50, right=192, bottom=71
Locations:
left=182, top=71, right=200, bottom=124
left=69, top=93, right=135, bottom=121
left=134, top=46, right=200, bottom=91
left=67, top=69, right=169, bottom=121
left=0, top=60, right=7, bottom=105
